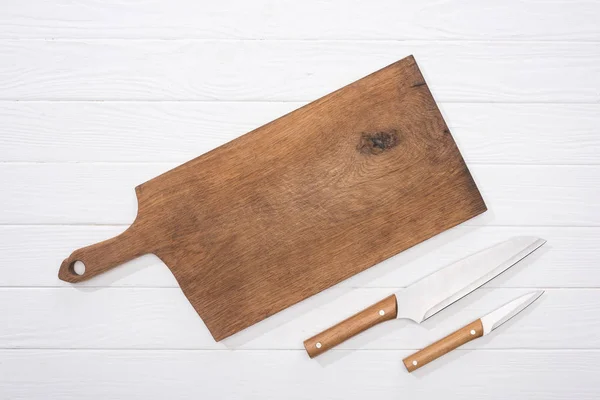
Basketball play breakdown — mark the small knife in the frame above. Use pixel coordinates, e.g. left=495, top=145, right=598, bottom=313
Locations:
left=303, top=236, right=545, bottom=357
left=403, top=290, right=544, bottom=372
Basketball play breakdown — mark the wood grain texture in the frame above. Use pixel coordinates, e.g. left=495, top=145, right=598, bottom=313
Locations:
left=2, top=102, right=600, bottom=164
left=1, top=40, right=599, bottom=102
left=57, top=56, right=486, bottom=341
left=1, top=0, right=599, bottom=40
left=303, top=295, right=397, bottom=357
left=403, top=319, right=484, bottom=372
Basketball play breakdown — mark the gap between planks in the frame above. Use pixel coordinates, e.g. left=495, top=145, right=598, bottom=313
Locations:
left=0, top=286, right=597, bottom=289
left=2, top=223, right=599, bottom=228
left=1, top=162, right=599, bottom=167
left=1, top=348, right=599, bottom=352
left=0, top=99, right=599, bottom=104
left=1, top=38, right=600, bottom=43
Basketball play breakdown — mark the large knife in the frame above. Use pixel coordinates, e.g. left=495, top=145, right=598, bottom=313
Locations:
left=303, top=236, right=545, bottom=357
left=403, top=290, right=544, bottom=372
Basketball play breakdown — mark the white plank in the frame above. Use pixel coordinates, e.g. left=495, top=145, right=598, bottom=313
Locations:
left=1, top=0, right=599, bottom=40
left=0, top=40, right=599, bottom=102
left=0, top=225, right=595, bottom=288
left=0, top=101, right=296, bottom=162
left=1, top=101, right=599, bottom=164
left=1, top=164, right=598, bottom=226
left=0, top=288, right=593, bottom=350
left=471, top=165, right=600, bottom=227
left=0, top=163, right=158, bottom=225
left=1, top=349, right=598, bottom=399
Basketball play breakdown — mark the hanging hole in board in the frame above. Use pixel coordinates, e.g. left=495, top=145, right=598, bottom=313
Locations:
left=72, top=261, right=86, bottom=276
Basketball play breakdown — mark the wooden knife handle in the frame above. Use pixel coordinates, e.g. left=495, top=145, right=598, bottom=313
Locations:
left=403, top=319, right=484, bottom=372
left=58, top=223, right=149, bottom=283
left=303, top=295, right=398, bottom=358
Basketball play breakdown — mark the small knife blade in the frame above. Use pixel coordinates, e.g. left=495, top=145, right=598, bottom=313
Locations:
left=303, top=236, right=545, bottom=358
left=480, top=290, right=544, bottom=334
left=403, top=290, right=544, bottom=372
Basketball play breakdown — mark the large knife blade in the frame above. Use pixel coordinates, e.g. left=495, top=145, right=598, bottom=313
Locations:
left=403, top=290, right=544, bottom=372
left=303, top=236, right=545, bottom=357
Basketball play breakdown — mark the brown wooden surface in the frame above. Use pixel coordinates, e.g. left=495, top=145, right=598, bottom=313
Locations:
left=403, top=319, right=484, bottom=372
left=304, top=295, right=398, bottom=358
left=58, top=55, right=486, bottom=341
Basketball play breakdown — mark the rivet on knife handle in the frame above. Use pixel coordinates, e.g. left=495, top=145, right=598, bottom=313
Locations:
left=303, top=295, right=398, bottom=358
left=403, top=319, right=483, bottom=372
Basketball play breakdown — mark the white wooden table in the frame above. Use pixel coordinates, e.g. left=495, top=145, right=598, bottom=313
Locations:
left=1, top=1, right=599, bottom=398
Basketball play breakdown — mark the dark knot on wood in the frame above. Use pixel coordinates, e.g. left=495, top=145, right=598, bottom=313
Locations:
left=357, top=130, right=399, bottom=155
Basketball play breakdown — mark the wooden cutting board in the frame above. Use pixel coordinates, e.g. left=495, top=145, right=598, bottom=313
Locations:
left=58, top=55, right=486, bottom=341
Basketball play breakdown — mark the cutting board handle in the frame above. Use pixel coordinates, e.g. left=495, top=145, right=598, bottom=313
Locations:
left=58, top=222, right=149, bottom=283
